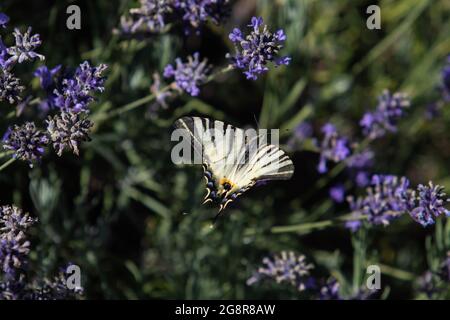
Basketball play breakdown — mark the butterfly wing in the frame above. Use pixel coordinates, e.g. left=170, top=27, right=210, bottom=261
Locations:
left=173, top=116, right=294, bottom=211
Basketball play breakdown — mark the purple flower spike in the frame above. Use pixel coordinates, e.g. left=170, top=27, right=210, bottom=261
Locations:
left=346, top=175, right=412, bottom=230
left=247, top=251, right=314, bottom=292
left=34, top=65, right=61, bottom=90
left=227, top=16, right=290, bottom=80
left=163, top=52, right=211, bottom=96
left=360, top=89, right=410, bottom=139
left=409, top=182, right=450, bottom=227
left=0, top=70, right=25, bottom=104
left=317, top=123, right=351, bottom=173
left=173, top=0, right=230, bottom=33
left=330, top=184, right=345, bottom=203
left=2, top=122, right=49, bottom=167
left=54, top=61, right=107, bottom=113
left=6, top=27, right=45, bottom=66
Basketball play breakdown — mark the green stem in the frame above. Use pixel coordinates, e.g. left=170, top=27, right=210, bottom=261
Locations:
left=92, top=65, right=233, bottom=125
left=93, top=91, right=160, bottom=123
left=0, top=158, right=15, bottom=172
left=268, top=212, right=367, bottom=234
left=0, top=151, right=13, bottom=159
left=376, top=263, right=416, bottom=281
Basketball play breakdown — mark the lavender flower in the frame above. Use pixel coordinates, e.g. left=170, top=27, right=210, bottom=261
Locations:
left=54, top=61, right=107, bottom=112
left=417, top=271, right=439, bottom=298
left=0, top=279, right=27, bottom=300
left=360, top=90, right=410, bottom=139
left=346, top=149, right=374, bottom=187
left=163, top=52, right=210, bottom=96
left=25, top=267, right=83, bottom=300
left=0, top=205, right=82, bottom=300
left=409, top=182, right=450, bottom=227
left=346, top=175, right=412, bottom=230
left=247, top=251, right=314, bottom=291
left=0, top=13, right=9, bottom=28
left=286, top=122, right=313, bottom=150
left=0, top=205, right=36, bottom=234
left=2, top=122, right=49, bottom=166
left=34, top=65, right=61, bottom=91
left=0, top=205, right=36, bottom=280
left=226, top=16, right=291, bottom=80
left=293, top=122, right=313, bottom=140
left=125, top=0, right=173, bottom=34
left=148, top=73, right=172, bottom=118
left=6, top=27, right=45, bottom=66
left=318, top=278, right=341, bottom=300
left=0, top=37, right=8, bottom=68
left=317, top=123, right=351, bottom=173
left=329, top=184, right=345, bottom=203
left=441, top=55, right=450, bottom=102
left=46, top=111, right=93, bottom=156
left=0, top=233, right=31, bottom=280
left=174, top=0, right=230, bottom=31
left=0, top=70, right=25, bottom=104
left=33, top=65, right=62, bottom=113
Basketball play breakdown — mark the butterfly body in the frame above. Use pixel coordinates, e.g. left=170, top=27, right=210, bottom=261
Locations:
left=173, top=116, right=294, bottom=212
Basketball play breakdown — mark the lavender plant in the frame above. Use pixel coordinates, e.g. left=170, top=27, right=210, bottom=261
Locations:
left=317, top=123, right=351, bottom=173
left=346, top=176, right=450, bottom=230
left=360, top=90, right=411, bottom=140
left=163, top=52, right=211, bottom=96
left=0, top=13, right=106, bottom=170
left=0, top=205, right=81, bottom=300
left=2, top=122, right=49, bottom=167
left=246, top=251, right=314, bottom=292
left=117, top=0, right=230, bottom=35
left=226, top=16, right=291, bottom=80
left=1, top=1, right=450, bottom=301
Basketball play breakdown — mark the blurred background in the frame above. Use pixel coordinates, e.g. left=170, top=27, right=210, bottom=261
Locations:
left=0, top=0, right=449, bottom=299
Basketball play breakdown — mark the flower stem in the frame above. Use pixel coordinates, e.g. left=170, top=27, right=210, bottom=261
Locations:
left=93, top=91, right=160, bottom=123
left=92, top=66, right=233, bottom=125
left=271, top=213, right=368, bottom=234
left=0, top=158, right=15, bottom=172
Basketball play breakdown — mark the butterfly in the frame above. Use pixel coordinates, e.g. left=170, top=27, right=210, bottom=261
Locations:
left=173, top=116, right=294, bottom=214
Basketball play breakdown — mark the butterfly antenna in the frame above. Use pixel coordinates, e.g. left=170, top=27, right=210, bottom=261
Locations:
left=253, top=113, right=260, bottom=130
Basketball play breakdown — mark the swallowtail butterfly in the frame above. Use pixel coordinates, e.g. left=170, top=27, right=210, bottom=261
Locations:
left=173, top=116, right=294, bottom=214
